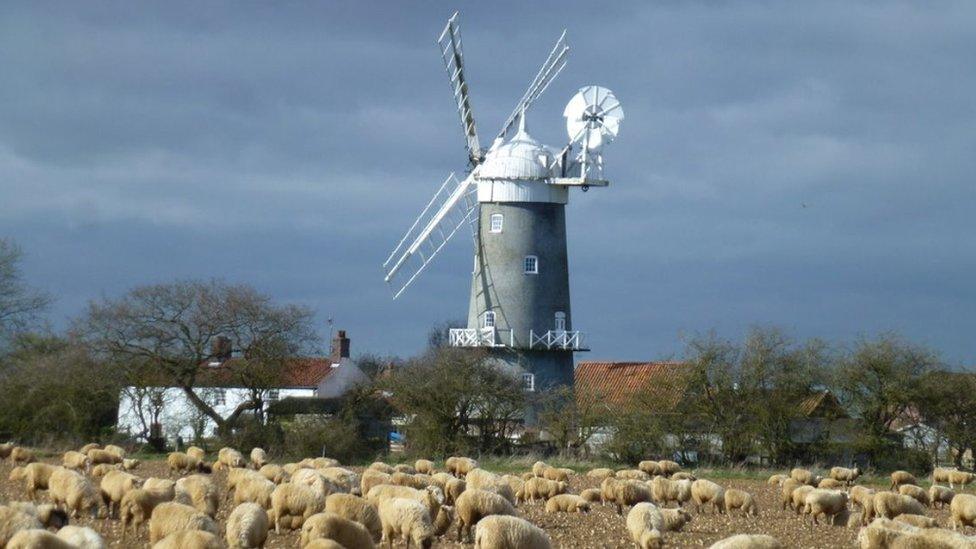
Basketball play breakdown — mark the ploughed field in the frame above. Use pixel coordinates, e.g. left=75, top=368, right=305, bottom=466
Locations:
left=0, top=456, right=972, bottom=548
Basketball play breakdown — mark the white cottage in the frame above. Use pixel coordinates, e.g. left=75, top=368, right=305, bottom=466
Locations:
left=117, top=330, right=368, bottom=443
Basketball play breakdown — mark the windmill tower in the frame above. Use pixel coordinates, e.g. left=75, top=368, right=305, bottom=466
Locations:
left=383, top=12, right=624, bottom=393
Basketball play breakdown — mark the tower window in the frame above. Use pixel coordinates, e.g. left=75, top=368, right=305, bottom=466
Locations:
left=214, top=389, right=226, bottom=406
left=555, top=311, right=566, bottom=331
left=523, top=255, right=538, bottom=274
left=483, top=311, right=495, bottom=329
left=267, top=389, right=280, bottom=402
left=489, top=214, right=504, bottom=233
left=522, top=373, right=535, bottom=392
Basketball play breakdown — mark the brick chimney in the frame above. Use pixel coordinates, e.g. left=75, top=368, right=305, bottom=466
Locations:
left=330, top=329, right=350, bottom=363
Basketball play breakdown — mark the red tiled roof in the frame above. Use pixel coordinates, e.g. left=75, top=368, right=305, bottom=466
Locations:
left=196, top=357, right=336, bottom=389
left=574, top=361, right=692, bottom=410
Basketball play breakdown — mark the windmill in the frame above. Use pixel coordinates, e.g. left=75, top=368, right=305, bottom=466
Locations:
left=383, top=12, right=624, bottom=391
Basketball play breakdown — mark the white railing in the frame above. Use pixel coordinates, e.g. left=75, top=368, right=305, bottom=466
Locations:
left=529, top=330, right=586, bottom=351
left=449, top=327, right=511, bottom=348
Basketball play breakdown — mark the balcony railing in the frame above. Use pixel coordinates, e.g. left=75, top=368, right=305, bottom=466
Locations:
left=449, top=327, right=586, bottom=350
left=449, top=327, right=511, bottom=348
left=529, top=330, right=586, bottom=351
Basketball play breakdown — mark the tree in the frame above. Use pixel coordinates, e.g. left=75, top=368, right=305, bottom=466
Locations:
left=76, top=280, right=318, bottom=436
left=426, top=319, right=466, bottom=349
left=915, top=370, right=976, bottom=467
left=0, top=239, right=50, bottom=349
left=536, top=385, right=604, bottom=456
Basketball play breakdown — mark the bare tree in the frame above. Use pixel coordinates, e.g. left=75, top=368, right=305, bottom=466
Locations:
left=0, top=239, right=50, bottom=347
left=76, top=280, right=318, bottom=435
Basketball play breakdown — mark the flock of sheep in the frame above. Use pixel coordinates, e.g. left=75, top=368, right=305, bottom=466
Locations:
left=3, top=440, right=976, bottom=548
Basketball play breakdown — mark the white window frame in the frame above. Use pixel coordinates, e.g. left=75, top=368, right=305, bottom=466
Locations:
left=483, top=311, right=496, bottom=329
left=214, top=389, right=226, bottom=406
left=489, top=213, right=504, bottom=233
left=267, top=389, right=280, bottom=402
left=522, top=373, right=535, bottom=392
left=554, top=311, right=566, bottom=331
left=523, top=255, right=538, bottom=275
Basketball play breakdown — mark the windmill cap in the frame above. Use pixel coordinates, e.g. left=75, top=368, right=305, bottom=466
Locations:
left=478, top=115, right=554, bottom=180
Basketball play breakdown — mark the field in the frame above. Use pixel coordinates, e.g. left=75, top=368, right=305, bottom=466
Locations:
left=1, top=455, right=972, bottom=548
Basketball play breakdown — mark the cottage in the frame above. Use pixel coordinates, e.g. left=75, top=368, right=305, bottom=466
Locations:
left=116, top=330, right=368, bottom=443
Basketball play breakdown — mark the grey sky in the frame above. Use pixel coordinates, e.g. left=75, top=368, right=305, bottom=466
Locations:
left=1, top=2, right=974, bottom=363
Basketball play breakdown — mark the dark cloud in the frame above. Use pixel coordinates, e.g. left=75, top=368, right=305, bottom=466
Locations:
left=1, top=1, right=975, bottom=362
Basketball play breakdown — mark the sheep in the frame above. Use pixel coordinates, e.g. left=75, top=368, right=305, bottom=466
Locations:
left=829, top=466, right=861, bottom=486
left=249, top=447, right=268, bottom=469
left=724, top=488, right=758, bottom=516
left=433, top=505, right=454, bottom=537
left=301, top=512, right=376, bottom=548
left=0, top=441, right=15, bottom=458
left=890, top=470, right=918, bottom=490
left=858, top=518, right=976, bottom=548
left=321, top=467, right=360, bottom=494
left=225, top=502, right=269, bottom=549
left=392, top=471, right=427, bottom=490
left=62, top=450, right=91, bottom=471
left=691, top=479, right=726, bottom=514
left=326, top=493, right=382, bottom=543
left=175, top=474, right=220, bottom=517
left=650, top=476, right=693, bottom=508
left=304, top=540, right=346, bottom=549
left=531, top=460, right=549, bottom=478
left=817, top=478, right=845, bottom=490
left=90, top=464, right=121, bottom=478
left=802, top=489, right=848, bottom=525
left=148, top=501, right=219, bottom=544
left=308, top=457, right=341, bottom=469
left=186, top=445, right=206, bottom=460
left=708, top=534, right=783, bottom=548
left=934, top=466, right=954, bottom=484
left=429, top=472, right=453, bottom=490
left=873, top=491, right=926, bottom=520
left=951, top=493, right=976, bottom=530
left=572, top=489, right=598, bottom=506
left=616, top=469, right=651, bottom=481
left=103, top=444, right=125, bottom=459
left=672, top=472, right=697, bottom=481
left=446, top=456, right=478, bottom=478
left=6, top=501, right=69, bottom=529
left=293, top=469, right=343, bottom=499
left=22, top=462, right=59, bottom=500
left=790, top=485, right=815, bottom=516
left=660, top=507, right=693, bottom=532
left=586, top=467, right=615, bottom=480
left=544, top=494, right=590, bottom=513
left=898, top=484, right=930, bottom=507
left=393, top=464, right=417, bottom=475
left=259, top=464, right=288, bottom=484
left=167, top=451, right=204, bottom=474
left=152, top=529, right=224, bottom=549
left=270, top=482, right=326, bottom=533
left=368, top=461, right=396, bottom=474
left=625, top=502, right=664, bottom=549
left=474, top=515, right=552, bottom=549
left=0, top=506, right=43, bottom=547
left=521, top=477, right=568, bottom=503
left=99, top=469, right=142, bottom=518
left=78, top=443, right=100, bottom=454
left=542, top=467, right=574, bottom=483
left=930, top=485, right=955, bottom=509
left=49, top=468, right=102, bottom=518
left=219, top=447, right=248, bottom=469
left=234, top=475, right=276, bottom=509
left=638, top=460, right=661, bottom=476
left=500, top=475, right=523, bottom=499
left=893, top=513, right=939, bottom=528
left=790, top=468, right=820, bottom=486
left=376, top=498, right=434, bottom=548
left=227, top=468, right=266, bottom=500
left=444, top=478, right=466, bottom=505
left=87, top=448, right=121, bottom=465
left=122, top=458, right=140, bottom=471
left=605, top=479, right=652, bottom=515
left=948, top=470, right=976, bottom=489
left=466, top=469, right=515, bottom=504
left=780, top=478, right=802, bottom=511
left=658, top=460, right=682, bottom=477
left=851, top=485, right=877, bottom=524
left=456, top=489, right=517, bottom=542
left=360, top=469, right=391, bottom=497
left=56, top=525, right=106, bottom=549
left=7, top=529, right=78, bottom=549
left=366, top=484, right=443, bottom=520
left=767, top=474, right=787, bottom=486
left=11, top=447, right=36, bottom=464
left=120, top=482, right=177, bottom=538
left=415, top=459, right=435, bottom=475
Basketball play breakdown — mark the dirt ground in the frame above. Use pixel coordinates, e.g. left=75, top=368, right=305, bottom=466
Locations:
left=1, top=456, right=972, bottom=548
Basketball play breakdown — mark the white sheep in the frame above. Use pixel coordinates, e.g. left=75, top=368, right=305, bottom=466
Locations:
left=186, top=446, right=206, bottom=461
left=455, top=488, right=517, bottom=542
left=586, top=468, right=615, bottom=480
left=175, top=474, right=219, bottom=518
left=650, top=476, right=692, bottom=508
left=625, top=502, right=664, bottom=549
left=858, top=517, right=976, bottom=548
left=802, top=489, right=848, bottom=525
left=234, top=475, right=276, bottom=509
left=790, top=485, right=815, bottom=515
left=167, top=451, right=204, bottom=474
left=930, top=485, right=955, bottom=509
left=818, top=478, right=845, bottom=490
left=580, top=488, right=602, bottom=504
left=790, top=468, right=820, bottom=486
left=660, top=507, right=693, bottom=532
left=446, top=478, right=466, bottom=505
left=531, top=460, right=549, bottom=478
left=62, top=450, right=91, bottom=471
left=890, top=470, right=917, bottom=490
left=829, top=466, right=861, bottom=486
left=951, top=493, right=976, bottom=530
left=474, top=515, right=552, bottom=549
left=270, top=482, right=326, bottom=533
left=520, top=477, right=567, bottom=503
left=368, top=461, right=396, bottom=474
left=366, top=484, right=443, bottom=520
left=122, top=458, right=140, bottom=471
left=11, top=446, right=36, bottom=464
left=7, top=529, right=78, bottom=549
left=226, top=502, right=269, bottom=549
left=218, top=447, right=248, bottom=469
left=639, top=460, right=661, bottom=476
left=446, top=456, right=478, bottom=478
left=360, top=469, right=391, bottom=497
left=724, top=488, right=758, bottom=516
left=292, top=468, right=341, bottom=498
left=378, top=498, right=433, bottom=548
left=21, top=462, right=59, bottom=501
left=948, top=470, right=976, bottom=489
left=87, top=448, right=121, bottom=466
left=148, top=501, right=219, bottom=544
left=6, top=501, right=69, bottom=529
left=152, top=529, right=223, bottom=549
left=250, top=447, right=268, bottom=469
left=850, top=485, right=877, bottom=524
left=259, top=464, right=288, bottom=484
left=99, top=469, right=142, bottom=518
left=691, top=479, right=725, bottom=514
left=56, top=525, right=106, bottom=549
left=544, top=494, right=590, bottom=513
left=0, top=506, right=43, bottom=547
left=873, top=492, right=926, bottom=520
left=300, top=512, right=376, bottom=548
left=893, top=513, right=938, bottom=528
left=542, top=467, right=573, bottom=483
left=325, top=493, right=382, bottom=543
left=120, top=481, right=176, bottom=538
left=320, top=467, right=360, bottom=494
left=658, top=460, right=682, bottom=477
left=49, top=468, right=103, bottom=518
left=767, top=474, right=787, bottom=486
left=898, top=484, right=930, bottom=507
left=304, top=539, right=346, bottom=549
left=415, top=459, right=435, bottom=475
left=708, top=534, right=783, bottom=548
left=616, top=469, right=651, bottom=481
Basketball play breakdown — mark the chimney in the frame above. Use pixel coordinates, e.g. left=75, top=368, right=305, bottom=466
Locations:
left=331, top=329, right=350, bottom=362
left=211, top=336, right=232, bottom=363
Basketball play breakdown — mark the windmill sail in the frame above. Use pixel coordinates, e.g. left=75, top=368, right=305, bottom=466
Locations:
left=383, top=172, right=479, bottom=299
left=438, top=12, right=482, bottom=166
left=496, top=30, right=569, bottom=141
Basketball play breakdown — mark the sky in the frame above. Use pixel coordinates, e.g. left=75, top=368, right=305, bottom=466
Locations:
left=1, top=2, right=974, bottom=364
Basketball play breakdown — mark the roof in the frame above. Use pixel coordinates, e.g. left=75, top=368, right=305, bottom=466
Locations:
left=795, top=390, right=848, bottom=419
left=574, top=361, right=691, bottom=410
left=479, top=120, right=554, bottom=180
left=195, top=357, right=338, bottom=389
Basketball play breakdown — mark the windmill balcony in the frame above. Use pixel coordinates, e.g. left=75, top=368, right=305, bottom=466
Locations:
left=448, top=327, right=587, bottom=351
